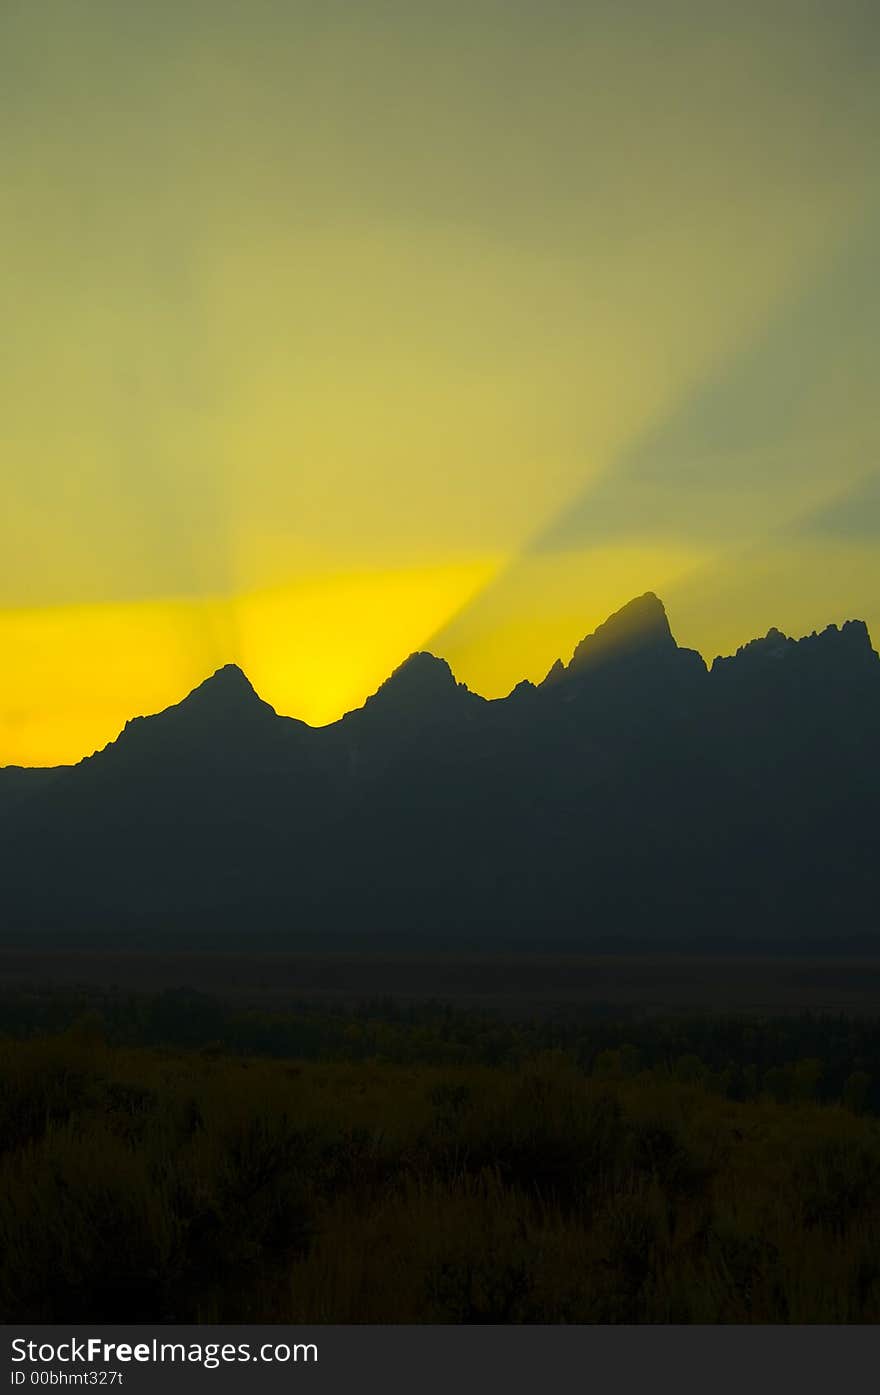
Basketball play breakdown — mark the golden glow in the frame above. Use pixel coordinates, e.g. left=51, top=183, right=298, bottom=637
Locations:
left=235, top=559, right=502, bottom=725
left=0, top=559, right=501, bottom=765
left=0, top=597, right=235, bottom=768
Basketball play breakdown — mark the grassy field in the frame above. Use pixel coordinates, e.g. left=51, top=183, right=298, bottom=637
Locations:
left=3, top=1023, right=880, bottom=1323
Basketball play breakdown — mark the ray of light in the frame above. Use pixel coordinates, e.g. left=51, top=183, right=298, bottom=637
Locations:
left=430, top=206, right=880, bottom=691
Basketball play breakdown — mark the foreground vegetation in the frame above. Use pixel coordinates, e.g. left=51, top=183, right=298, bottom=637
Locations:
left=3, top=1017, right=880, bottom=1322
left=1, top=988, right=878, bottom=1112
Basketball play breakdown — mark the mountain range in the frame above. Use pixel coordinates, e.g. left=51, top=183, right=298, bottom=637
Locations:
left=1, top=593, right=878, bottom=949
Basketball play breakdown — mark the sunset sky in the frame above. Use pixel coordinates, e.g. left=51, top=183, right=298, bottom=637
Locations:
left=2, top=0, right=879, bottom=764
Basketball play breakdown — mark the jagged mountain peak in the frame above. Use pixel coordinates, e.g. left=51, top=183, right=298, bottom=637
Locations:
left=392, top=650, right=457, bottom=684
left=836, top=618, right=874, bottom=649
left=537, top=593, right=678, bottom=689
left=507, top=678, right=538, bottom=699
left=178, top=664, right=274, bottom=712
left=364, top=651, right=471, bottom=708
left=792, top=619, right=876, bottom=655
left=86, top=662, right=284, bottom=768
left=111, top=664, right=281, bottom=742
left=568, top=592, right=674, bottom=669
left=719, top=628, right=795, bottom=667
left=201, top=662, right=252, bottom=687
left=712, top=617, right=878, bottom=676
left=540, top=658, right=567, bottom=689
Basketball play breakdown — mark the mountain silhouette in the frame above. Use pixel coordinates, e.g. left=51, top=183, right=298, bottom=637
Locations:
left=170, top=663, right=275, bottom=717
left=540, top=592, right=682, bottom=688
left=566, top=591, right=677, bottom=670
left=352, top=651, right=485, bottom=729
left=2, top=594, right=879, bottom=948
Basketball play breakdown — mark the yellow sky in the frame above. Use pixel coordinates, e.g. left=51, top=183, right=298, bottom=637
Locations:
left=2, top=1, right=879, bottom=763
